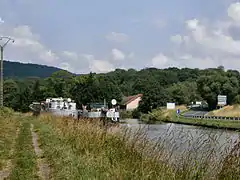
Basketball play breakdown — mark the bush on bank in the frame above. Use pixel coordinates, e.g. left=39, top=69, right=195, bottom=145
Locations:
left=0, top=106, right=15, bottom=117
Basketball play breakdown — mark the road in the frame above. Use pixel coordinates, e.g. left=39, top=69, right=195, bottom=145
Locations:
left=182, top=110, right=209, bottom=118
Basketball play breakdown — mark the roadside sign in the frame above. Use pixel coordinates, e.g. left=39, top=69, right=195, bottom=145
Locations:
left=111, top=99, right=117, bottom=105
left=167, top=103, right=175, bottom=109
left=176, top=109, right=180, bottom=114
left=217, top=95, right=227, bottom=106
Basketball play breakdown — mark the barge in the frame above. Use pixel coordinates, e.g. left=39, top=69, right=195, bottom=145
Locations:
left=29, top=97, right=120, bottom=122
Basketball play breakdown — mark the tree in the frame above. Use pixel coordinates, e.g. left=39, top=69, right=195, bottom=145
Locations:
left=167, top=81, right=201, bottom=105
left=3, top=79, right=20, bottom=109
left=138, top=82, right=171, bottom=113
left=17, top=86, right=32, bottom=112
left=31, top=80, right=43, bottom=102
left=197, top=73, right=239, bottom=109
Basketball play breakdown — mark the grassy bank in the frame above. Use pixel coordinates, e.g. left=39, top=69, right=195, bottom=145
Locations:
left=163, top=116, right=240, bottom=131
left=31, top=114, right=239, bottom=179
left=32, top=115, right=175, bottom=179
left=150, top=106, right=240, bottom=130
left=0, top=109, right=19, bottom=170
left=1, top=111, right=240, bottom=179
left=207, top=104, right=240, bottom=117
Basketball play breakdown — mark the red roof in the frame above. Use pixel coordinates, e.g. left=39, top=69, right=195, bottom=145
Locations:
left=121, top=94, right=143, bottom=105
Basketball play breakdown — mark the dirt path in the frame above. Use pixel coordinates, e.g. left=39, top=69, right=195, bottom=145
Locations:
left=30, top=124, right=50, bottom=180
left=0, top=128, right=20, bottom=180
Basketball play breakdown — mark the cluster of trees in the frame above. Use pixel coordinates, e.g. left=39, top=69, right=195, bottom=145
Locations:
left=3, top=66, right=240, bottom=113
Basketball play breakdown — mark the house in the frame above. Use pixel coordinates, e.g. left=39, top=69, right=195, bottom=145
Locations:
left=121, top=94, right=143, bottom=110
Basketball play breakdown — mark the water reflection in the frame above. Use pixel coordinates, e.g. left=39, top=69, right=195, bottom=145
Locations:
left=120, top=119, right=240, bottom=162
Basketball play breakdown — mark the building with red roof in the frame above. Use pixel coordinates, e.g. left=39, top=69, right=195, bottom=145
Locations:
left=120, top=94, right=143, bottom=110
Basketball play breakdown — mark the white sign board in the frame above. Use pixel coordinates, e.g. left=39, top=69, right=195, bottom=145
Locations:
left=217, top=95, right=227, bottom=106
left=167, top=103, right=175, bottom=109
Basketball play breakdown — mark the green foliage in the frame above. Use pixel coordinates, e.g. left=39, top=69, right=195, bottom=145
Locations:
left=233, top=95, right=240, bottom=104
left=132, top=108, right=141, bottom=118
left=0, top=106, right=14, bottom=117
left=2, top=65, right=240, bottom=113
left=167, top=81, right=201, bottom=105
left=197, top=73, right=239, bottom=109
left=120, top=110, right=133, bottom=119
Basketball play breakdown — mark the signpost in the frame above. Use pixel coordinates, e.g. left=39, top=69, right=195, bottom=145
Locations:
left=110, top=99, right=118, bottom=122
left=167, top=103, right=175, bottom=109
left=176, top=109, right=180, bottom=120
left=217, top=95, right=227, bottom=108
left=111, top=99, right=117, bottom=106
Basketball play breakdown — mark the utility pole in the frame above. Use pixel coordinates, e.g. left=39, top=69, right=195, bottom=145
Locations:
left=0, top=37, right=14, bottom=107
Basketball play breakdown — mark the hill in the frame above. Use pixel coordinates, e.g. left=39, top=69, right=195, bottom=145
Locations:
left=3, top=60, right=65, bottom=79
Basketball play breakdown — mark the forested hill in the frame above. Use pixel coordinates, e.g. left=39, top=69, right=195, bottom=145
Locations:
left=3, top=60, right=65, bottom=78
left=3, top=65, right=240, bottom=113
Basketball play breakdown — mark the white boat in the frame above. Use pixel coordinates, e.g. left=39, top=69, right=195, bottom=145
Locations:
left=29, top=97, right=120, bottom=122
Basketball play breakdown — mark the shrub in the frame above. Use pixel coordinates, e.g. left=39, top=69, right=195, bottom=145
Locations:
left=0, top=106, right=14, bottom=117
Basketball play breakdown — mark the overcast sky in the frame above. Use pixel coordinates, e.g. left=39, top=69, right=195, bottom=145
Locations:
left=1, top=0, right=240, bottom=73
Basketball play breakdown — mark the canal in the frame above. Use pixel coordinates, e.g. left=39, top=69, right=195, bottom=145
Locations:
left=120, top=119, right=240, bottom=164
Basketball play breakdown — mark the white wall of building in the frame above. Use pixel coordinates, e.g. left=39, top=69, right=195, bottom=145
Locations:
left=126, top=97, right=142, bottom=110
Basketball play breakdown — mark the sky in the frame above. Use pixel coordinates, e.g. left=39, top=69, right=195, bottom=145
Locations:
left=1, top=0, right=240, bottom=73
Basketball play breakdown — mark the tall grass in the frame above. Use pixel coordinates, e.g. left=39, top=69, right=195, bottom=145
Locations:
left=33, top=115, right=175, bottom=179
left=32, top=114, right=240, bottom=179
left=0, top=107, right=19, bottom=169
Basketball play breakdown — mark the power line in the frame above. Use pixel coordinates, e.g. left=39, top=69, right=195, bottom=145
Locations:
left=0, top=37, right=15, bottom=107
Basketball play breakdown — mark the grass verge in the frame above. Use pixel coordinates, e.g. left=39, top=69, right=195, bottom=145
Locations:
left=150, top=107, right=240, bottom=131
left=0, top=114, right=19, bottom=170
left=8, top=118, right=39, bottom=180
left=1, top=111, right=240, bottom=179
left=207, top=105, right=240, bottom=117
left=162, top=116, right=240, bottom=131
left=32, top=115, right=175, bottom=179
left=32, top=114, right=240, bottom=179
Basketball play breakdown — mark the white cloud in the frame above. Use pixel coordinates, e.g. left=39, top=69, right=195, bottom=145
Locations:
left=184, top=18, right=240, bottom=56
left=179, top=54, right=217, bottom=69
left=106, top=32, right=129, bottom=43
left=62, top=51, right=79, bottom=60
left=186, top=19, right=199, bottom=29
left=0, top=24, right=59, bottom=64
left=227, top=2, right=240, bottom=22
left=89, top=60, right=114, bottom=73
left=151, top=53, right=176, bottom=68
left=170, top=35, right=183, bottom=44
left=165, top=2, right=240, bottom=70
left=59, top=62, right=71, bottom=71
left=0, top=19, right=118, bottom=74
left=111, top=48, right=125, bottom=61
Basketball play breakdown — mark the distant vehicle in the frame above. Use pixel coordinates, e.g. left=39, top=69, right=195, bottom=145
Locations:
left=187, top=101, right=208, bottom=110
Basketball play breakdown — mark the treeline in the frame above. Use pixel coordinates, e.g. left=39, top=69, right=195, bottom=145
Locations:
left=3, top=66, right=240, bottom=113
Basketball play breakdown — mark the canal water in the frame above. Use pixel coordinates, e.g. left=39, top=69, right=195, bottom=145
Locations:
left=120, top=119, right=240, bottom=164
